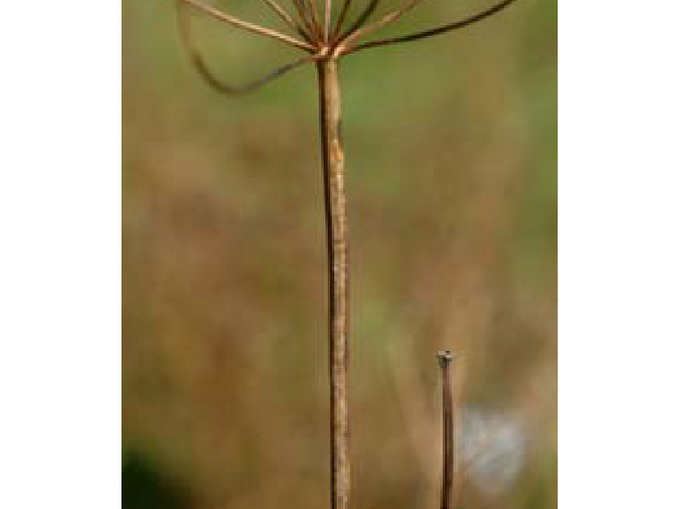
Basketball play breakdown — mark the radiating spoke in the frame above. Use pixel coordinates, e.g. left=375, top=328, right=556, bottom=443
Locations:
left=181, top=0, right=316, bottom=52
left=260, top=0, right=313, bottom=42
left=332, top=0, right=355, bottom=39
left=338, top=0, right=383, bottom=40
left=324, top=0, right=332, bottom=41
left=290, top=0, right=319, bottom=42
left=342, top=0, right=520, bottom=55
left=337, top=0, right=428, bottom=51
left=301, top=0, right=324, bottom=40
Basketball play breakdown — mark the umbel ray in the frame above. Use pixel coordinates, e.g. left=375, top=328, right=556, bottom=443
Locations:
left=174, top=1, right=521, bottom=508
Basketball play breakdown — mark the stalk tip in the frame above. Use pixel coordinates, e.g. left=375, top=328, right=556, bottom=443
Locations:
left=436, top=350, right=454, bottom=367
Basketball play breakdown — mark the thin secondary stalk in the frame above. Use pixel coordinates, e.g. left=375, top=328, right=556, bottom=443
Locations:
left=437, top=351, right=454, bottom=509
left=317, top=56, right=350, bottom=509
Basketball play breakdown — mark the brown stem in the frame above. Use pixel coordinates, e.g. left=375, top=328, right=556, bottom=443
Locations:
left=437, top=351, right=454, bottom=509
left=317, top=56, right=350, bottom=509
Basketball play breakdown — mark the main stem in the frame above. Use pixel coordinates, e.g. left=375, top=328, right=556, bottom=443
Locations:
left=317, top=56, right=350, bottom=509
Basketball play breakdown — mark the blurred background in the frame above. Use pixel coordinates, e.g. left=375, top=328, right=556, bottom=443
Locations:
left=122, top=0, right=556, bottom=508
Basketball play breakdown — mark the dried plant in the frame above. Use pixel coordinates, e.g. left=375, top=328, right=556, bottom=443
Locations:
left=174, top=1, right=520, bottom=508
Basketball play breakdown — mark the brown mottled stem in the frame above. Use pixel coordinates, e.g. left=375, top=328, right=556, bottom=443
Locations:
left=317, top=54, right=350, bottom=509
left=437, top=351, right=454, bottom=509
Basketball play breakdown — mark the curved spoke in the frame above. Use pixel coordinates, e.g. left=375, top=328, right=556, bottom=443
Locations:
left=343, top=0, right=520, bottom=55
left=177, top=1, right=319, bottom=94
left=181, top=0, right=315, bottom=52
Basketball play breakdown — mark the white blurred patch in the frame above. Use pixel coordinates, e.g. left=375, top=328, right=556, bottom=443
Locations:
left=458, top=408, right=526, bottom=497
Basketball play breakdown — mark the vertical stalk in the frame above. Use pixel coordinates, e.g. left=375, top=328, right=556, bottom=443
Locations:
left=317, top=57, right=350, bottom=509
left=437, top=351, right=454, bottom=509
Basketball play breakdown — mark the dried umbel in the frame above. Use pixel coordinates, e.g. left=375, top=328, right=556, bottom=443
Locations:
left=176, top=0, right=519, bottom=91
left=174, top=1, right=520, bottom=508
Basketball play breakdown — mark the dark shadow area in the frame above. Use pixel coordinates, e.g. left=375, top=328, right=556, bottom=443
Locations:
left=122, top=451, right=193, bottom=509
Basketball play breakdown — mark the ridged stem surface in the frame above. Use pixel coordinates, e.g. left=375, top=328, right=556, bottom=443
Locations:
left=317, top=57, right=350, bottom=509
